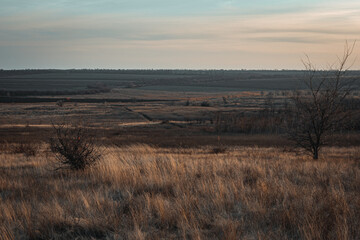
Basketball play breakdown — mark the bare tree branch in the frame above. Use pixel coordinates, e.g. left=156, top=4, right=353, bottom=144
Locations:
left=287, top=41, right=358, bottom=159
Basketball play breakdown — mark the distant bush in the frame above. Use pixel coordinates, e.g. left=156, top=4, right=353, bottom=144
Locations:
left=56, top=100, right=64, bottom=107
left=213, top=111, right=285, bottom=134
left=201, top=101, right=210, bottom=107
left=49, top=122, right=101, bottom=170
left=10, top=142, right=40, bottom=157
left=222, top=96, right=228, bottom=104
left=211, top=146, right=227, bottom=154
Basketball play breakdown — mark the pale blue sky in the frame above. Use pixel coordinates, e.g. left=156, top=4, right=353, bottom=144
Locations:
left=0, top=0, right=359, bottom=69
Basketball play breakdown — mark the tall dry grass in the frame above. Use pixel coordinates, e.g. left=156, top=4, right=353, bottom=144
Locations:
left=0, top=145, right=359, bottom=239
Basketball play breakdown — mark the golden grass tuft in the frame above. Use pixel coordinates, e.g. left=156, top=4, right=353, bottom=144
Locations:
left=0, top=145, right=359, bottom=239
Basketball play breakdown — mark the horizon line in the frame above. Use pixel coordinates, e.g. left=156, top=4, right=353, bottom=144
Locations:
left=2, top=68, right=360, bottom=71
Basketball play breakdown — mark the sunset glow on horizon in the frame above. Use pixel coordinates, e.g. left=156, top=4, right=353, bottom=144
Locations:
left=1, top=0, right=359, bottom=69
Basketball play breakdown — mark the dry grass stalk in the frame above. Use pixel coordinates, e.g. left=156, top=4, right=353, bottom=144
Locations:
left=0, top=145, right=359, bottom=239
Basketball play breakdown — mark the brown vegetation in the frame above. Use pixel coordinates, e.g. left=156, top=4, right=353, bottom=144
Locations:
left=1, top=145, right=359, bottom=239
left=8, top=142, right=40, bottom=157
left=50, top=122, right=101, bottom=170
left=0, top=67, right=359, bottom=239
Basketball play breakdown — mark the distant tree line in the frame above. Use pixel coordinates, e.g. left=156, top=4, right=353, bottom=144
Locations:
left=214, top=98, right=360, bottom=133
left=0, top=82, right=111, bottom=97
left=4, top=68, right=360, bottom=77
left=0, top=88, right=111, bottom=97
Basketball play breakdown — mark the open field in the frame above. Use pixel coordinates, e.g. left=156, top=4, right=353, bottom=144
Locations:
left=1, top=69, right=360, bottom=96
left=2, top=0, right=360, bottom=238
left=1, top=70, right=360, bottom=147
left=0, top=70, right=314, bottom=93
left=1, top=70, right=360, bottom=239
left=1, top=145, right=359, bottom=239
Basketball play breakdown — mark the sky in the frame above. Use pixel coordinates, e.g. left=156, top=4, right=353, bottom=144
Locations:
left=0, top=0, right=359, bottom=69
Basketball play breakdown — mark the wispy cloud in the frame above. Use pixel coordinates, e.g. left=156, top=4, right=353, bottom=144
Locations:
left=0, top=0, right=359, bottom=69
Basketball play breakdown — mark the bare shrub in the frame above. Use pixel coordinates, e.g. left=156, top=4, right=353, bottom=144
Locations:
left=10, top=142, right=40, bottom=157
left=56, top=100, right=64, bottom=107
left=213, top=111, right=284, bottom=134
left=200, top=101, right=210, bottom=107
left=222, top=96, right=228, bottom=104
left=211, top=146, right=227, bottom=154
left=49, top=122, right=101, bottom=170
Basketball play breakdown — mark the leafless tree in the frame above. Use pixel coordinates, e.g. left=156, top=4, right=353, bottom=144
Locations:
left=287, top=42, right=357, bottom=159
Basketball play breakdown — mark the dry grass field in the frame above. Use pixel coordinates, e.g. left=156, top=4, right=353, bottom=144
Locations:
left=1, top=144, right=359, bottom=239
left=1, top=70, right=359, bottom=239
